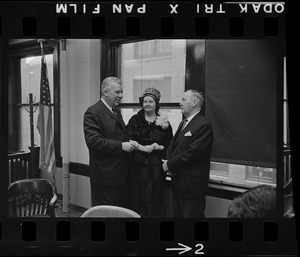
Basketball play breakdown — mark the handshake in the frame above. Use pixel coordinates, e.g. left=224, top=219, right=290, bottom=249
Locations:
left=122, top=140, right=164, bottom=153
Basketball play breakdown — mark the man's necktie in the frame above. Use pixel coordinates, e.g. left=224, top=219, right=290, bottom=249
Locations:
left=181, top=118, right=188, bottom=131
left=177, top=118, right=188, bottom=133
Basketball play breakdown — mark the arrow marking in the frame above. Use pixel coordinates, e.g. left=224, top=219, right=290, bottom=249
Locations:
left=166, top=243, right=192, bottom=255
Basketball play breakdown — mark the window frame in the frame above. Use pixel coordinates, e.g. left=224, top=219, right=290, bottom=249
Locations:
left=101, top=39, right=194, bottom=109
left=8, top=39, right=62, bottom=167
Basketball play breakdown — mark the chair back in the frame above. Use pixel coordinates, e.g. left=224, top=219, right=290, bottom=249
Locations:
left=81, top=205, right=141, bottom=218
left=8, top=179, right=58, bottom=217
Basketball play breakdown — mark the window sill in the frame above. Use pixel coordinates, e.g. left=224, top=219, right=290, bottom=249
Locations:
left=207, top=179, right=249, bottom=200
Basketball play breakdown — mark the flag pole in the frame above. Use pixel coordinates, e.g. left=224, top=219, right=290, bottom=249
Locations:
left=38, top=39, right=45, bottom=58
left=28, top=93, right=38, bottom=178
left=59, top=40, right=70, bottom=213
left=37, top=38, right=56, bottom=183
left=36, top=39, right=45, bottom=180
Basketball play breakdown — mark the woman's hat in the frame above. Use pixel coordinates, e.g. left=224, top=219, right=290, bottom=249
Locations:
left=142, top=87, right=161, bottom=102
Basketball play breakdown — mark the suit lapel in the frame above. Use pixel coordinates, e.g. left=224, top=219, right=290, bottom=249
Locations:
left=115, top=108, right=126, bottom=131
left=100, top=101, right=125, bottom=131
left=174, top=120, right=184, bottom=137
left=171, top=120, right=185, bottom=148
left=174, top=127, right=186, bottom=146
left=173, top=113, right=200, bottom=146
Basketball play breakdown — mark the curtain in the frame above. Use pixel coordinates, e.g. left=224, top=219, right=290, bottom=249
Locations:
left=205, top=40, right=278, bottom=167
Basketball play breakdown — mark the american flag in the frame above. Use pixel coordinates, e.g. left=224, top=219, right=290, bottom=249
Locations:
left=37, top=56, right=56, bottom=175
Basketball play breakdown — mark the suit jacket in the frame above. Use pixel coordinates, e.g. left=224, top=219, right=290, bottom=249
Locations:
left=83, top=100, right=129, bottom=186
left=166, top=112, right=214, bottom=197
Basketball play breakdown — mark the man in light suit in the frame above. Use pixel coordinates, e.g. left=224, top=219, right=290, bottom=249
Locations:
left=84, top=77, right=135, bottom=207
left=163, top=90, right=214, bottom=218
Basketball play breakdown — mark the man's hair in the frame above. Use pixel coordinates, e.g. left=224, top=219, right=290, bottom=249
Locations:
left=227, top=185, right=277, bottom=218
left=101, top=77, right=121, bottom=93
left=188, top=89, right=204, bottom=108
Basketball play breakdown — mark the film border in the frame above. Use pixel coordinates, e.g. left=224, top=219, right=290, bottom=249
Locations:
left=0, top=1, right=296, bottom=256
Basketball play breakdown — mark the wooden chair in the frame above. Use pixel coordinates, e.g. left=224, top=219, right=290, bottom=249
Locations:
left=8, top=179, right=58, bottom=217
left=81, top=205, right=141, bottom=218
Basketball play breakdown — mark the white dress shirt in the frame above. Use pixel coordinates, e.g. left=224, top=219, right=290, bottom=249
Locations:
left=101, top=98, right=115, bottom=114
left=182, top=111, right=200, bottom=130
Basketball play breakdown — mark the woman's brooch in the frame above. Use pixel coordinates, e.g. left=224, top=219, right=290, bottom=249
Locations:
left=155, top=112, right=170, bottom=129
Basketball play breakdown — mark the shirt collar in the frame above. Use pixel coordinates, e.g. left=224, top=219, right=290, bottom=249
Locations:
left=101, top=98, right=114, bottom=113
left=186, top=110, right=200, bottom=123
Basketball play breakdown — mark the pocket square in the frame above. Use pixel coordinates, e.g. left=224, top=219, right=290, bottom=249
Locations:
left=184, top=131, right=192, bottom=136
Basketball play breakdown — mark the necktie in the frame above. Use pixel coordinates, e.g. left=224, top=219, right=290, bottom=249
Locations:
left=181, top=118, right=188, bottom=131
left=112, top=108, right=117, bottom=116
left=174, top=119, right=187, bottom=140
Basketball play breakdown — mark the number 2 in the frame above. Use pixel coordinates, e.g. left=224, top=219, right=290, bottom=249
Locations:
left=195, top=244, right=204, bottom=255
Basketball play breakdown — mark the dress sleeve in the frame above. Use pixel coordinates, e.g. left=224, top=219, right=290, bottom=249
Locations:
left=126, top=115, right=138, bottom=140
left=161, top=123, right=173, bottom=158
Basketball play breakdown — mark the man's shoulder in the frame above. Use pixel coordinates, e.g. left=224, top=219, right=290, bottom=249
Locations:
left=84, top=101, right=104, bottom=120
left=192, top=112, right=205, bottom=122
left=193, top=113, right=213, bottom=128
left=87, top=100, right=103, bottom=112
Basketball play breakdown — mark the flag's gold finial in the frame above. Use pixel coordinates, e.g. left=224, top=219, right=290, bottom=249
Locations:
left=37, top=39, right=45, bottom=57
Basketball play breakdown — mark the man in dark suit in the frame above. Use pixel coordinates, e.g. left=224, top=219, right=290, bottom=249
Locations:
left=84, top=77, right=135, bottom=207
left=162, top=90, right=213, bottom=218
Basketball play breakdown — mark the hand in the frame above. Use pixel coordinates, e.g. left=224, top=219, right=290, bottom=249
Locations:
left=139, top=145, right=154, bottom=153
left=151, top=143, right=164, bottom=151
left=130, top=140, right=139, bottom=149
left=151, top=143, right=159, bottom=150
left=162, top=159, right=169, bottom=172
left=122, top=142, right=134, bottom=153
left=157, top=145, right=164, bottom=151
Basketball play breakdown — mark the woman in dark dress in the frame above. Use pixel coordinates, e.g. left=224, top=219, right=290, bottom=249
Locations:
left=126, top=88, right=173, bottom=217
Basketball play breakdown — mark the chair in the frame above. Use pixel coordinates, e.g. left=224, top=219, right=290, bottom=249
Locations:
left=81, top=205, right=141, bottom=218
left=8, top=179, right=58, bottom=217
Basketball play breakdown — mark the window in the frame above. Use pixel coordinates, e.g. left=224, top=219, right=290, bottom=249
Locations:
left=116, top=39, right=186, bottom=129
left=133, top=40, right=172, bottom=59
left=8, top=40, right=62, bottom=166
left=19, top=54, right=54, bottom=151
left=210, top=163, right=276, bottom=187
